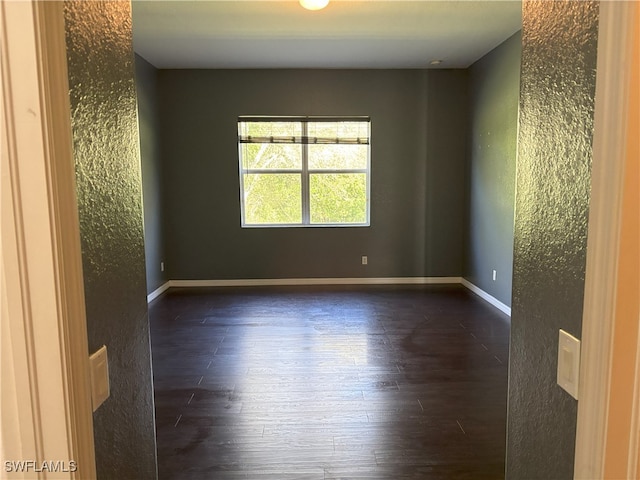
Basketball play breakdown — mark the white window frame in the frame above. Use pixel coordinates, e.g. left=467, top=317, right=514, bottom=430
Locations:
left=238, top=116, right=371, bottom=228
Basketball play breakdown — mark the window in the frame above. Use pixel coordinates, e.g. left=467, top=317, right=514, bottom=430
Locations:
left=238, top=116, right=370, bottom=227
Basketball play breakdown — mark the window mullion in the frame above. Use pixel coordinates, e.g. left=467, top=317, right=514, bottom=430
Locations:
left=238, top=140, right=246, bottom=226
left=301, top=121, right=310, bottom=224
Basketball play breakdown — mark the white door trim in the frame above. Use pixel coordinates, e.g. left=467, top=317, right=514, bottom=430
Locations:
left=1, top=1, right=96, bottom=478
left=574, top=1, right=636, bottom=478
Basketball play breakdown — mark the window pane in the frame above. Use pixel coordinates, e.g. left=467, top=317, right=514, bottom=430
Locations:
left=310, top=174, right=367, bottom=224
left=243, top=174, right=302, bottom=224
left=308, top=144, right=368, bottom=170
left=240, top=121, right=302, bottom=138
left=241, top=143, right=302, bottom=170
left=307, top=121, right=369, bottom=141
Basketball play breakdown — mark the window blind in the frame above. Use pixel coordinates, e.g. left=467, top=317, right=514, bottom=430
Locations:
left=238, top=116, right=370, bottom=146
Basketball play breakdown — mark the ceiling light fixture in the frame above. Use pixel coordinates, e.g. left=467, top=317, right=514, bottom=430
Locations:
left=299, top=0, right=330, bottom=11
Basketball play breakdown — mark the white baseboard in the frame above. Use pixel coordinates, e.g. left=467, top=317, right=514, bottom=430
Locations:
left=167, top=277, right=462, bottom=288
left=460, top=278, right=511, bottom=316
left=147, top=281, right=171, bottom=303
left=147, top=277, right=512, bottom=318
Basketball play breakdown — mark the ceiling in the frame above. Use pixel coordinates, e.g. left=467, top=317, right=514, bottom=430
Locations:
left=132, top=0, right=522, bottom=69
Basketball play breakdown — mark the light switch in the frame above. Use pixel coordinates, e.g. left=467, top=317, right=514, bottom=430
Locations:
left=89, top=345, right=110, bottom=411
left=557, top=329, right=580, bottom=400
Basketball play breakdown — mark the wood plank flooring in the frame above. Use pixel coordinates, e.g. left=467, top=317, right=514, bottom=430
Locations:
left=149, top=285, right=510, bottom=479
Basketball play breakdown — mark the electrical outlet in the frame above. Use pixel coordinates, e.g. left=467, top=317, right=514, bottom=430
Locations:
left=161, top=262, right=165, bottom=272
left=362, top=256, right=368, bottom=265
left=492, top=270, right=497, bottom=281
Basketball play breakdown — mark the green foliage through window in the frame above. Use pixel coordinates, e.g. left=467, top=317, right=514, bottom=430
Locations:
left=238, top=117, right=370, bottom=227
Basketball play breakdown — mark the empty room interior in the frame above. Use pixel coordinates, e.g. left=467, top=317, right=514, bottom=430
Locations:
left=42, top=0, right=636, bottom=479
left=133, top=1, right=521, bottom=477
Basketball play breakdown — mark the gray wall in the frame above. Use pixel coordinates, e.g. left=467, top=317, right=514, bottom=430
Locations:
left=158, top=69, right=469, bottom=280
left=466, top=32, right=521, bottom=306
left=506, top=1, right=599, bottom=478
left=64, top=2, right=158, bottom=478
left=425, top=71, right=470, bottom=276
left=136, top=54, right=167, bottom=294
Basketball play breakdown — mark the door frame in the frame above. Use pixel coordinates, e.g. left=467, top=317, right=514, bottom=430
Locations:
left=1, top=1, right=96, bottom=478
left=574, top=0, right=638, bottom=478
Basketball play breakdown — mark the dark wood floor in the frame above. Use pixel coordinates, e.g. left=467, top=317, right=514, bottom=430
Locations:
left=149, top=284, right=510, bottom=480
